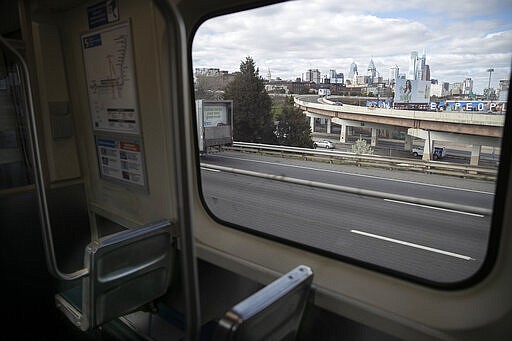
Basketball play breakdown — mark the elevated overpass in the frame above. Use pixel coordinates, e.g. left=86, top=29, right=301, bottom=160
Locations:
left=294, top=96, right=504, bottom=165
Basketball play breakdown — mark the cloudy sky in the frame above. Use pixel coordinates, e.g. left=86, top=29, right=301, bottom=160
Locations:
left=192, top=0, right=512, bottom=94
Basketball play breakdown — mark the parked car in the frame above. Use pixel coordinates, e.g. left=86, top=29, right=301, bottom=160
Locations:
left=412, top=146, right=446, bottom=160
left=313, top=140, right=335, bottom=149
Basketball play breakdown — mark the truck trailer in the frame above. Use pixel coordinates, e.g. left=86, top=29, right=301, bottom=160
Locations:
left=196, top=100, right=234, bottom=154
left=318, top=88, right=331, bottom=97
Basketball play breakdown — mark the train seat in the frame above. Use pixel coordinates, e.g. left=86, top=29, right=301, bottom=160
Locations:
left=211, top=265, right=314, bottom=341
left=54, top=220, right=173, bottom=331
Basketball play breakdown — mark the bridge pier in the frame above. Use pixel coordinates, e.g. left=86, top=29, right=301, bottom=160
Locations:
left=305, top=112, right=316, bottom=132
left=408, top=128, right=500, bottom=163
left=371, top=128, right=378, bottom=147
left=404, top=135, right=413, bottom=151
left=327, top=119, right=332, bottom=134
left=340, top=123, right=347, bottom=143
left=471, top=145, right=481, bottom=166
left=422, top=137, right=434, bottom=161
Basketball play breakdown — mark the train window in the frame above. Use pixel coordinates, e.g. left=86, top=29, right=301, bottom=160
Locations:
left=0, top=49, right=33, bottom=190
left=192, top=0, right=511, bottom=285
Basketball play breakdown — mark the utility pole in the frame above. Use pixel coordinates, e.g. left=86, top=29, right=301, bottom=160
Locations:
left=486, top=68, right=494, bottom=100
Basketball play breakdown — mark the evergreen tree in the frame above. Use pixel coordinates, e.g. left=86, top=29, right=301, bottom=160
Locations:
left=223, top=57, right=275, bottom=143
left=275, top=96, right=314, bottom=148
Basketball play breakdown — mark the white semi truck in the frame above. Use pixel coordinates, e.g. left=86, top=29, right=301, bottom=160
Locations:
left=196, top=100, right=234, bottom=154
left=318, top=88, right=331, bottom=97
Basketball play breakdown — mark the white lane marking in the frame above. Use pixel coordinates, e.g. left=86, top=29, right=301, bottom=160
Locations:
left=201, top=167, right=221, bottom=172
left=209, top=155, right=494, bottom=195
left=383, top=199, right=485, bottom=218
left=350, top=229, right=474, bottom=261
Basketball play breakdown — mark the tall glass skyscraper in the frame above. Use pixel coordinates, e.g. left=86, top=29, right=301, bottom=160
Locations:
left=348, top=62, right=358, bottom=80
left=408, top=50, right=428, bottom=80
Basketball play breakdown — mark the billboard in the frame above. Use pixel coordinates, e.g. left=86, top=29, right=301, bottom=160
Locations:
left=203, top=104, right=229, bottom=127
left=429, top=101, right=507, bottom=113
left=366, top=100, right=391, bottom=109
left=394, top=79, right=431, bottom=104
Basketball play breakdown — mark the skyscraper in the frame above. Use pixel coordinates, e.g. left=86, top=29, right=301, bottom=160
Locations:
left=407, top=51, right=418, bottom=80
left=367, top=59, right=376, bottom=83
left=304, top=69, right=321, bottom=83
left=422, top=65, right=430, bottom=81
left=328, top=69, right=337, bottom=80
left=416, top=51, right=426, bottom=80
left=463, top=78, right=474, bottom=95
left=408, top=50, right=429, bottom=80
left=348, top=62, right=358, bottom=80
left=389, top=65, right=399, bottom=84
left=328, top=70, right=344, bottom=84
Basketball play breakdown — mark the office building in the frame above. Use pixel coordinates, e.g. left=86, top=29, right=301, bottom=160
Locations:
left=367, top=59, right=376, bottom=83
left=305, top=69, right=321, bottom=84
left=389, top=65, right=399, bottom=85
left=348, top=62, right=358, bottom=80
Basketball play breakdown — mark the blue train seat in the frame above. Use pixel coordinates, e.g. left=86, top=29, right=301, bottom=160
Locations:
left=54, top=220, right=173, bottom=331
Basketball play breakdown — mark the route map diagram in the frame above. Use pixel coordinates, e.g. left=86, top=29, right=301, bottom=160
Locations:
left=82, top=22, right=140, bottom=134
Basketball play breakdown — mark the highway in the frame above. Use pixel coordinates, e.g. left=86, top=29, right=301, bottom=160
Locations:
left=310, top=132, right=500, bottom=167
left=200, top=151, right=496, bottom=283
left=301, top=94, right=503, bottom=167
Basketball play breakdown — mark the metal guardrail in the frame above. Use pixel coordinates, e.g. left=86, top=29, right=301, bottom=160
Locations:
left=224, top=142, right=498, bottom=181
left=201, top=163, right=492, bottom=216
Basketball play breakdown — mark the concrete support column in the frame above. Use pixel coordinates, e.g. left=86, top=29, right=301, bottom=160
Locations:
left=422, top=137, right=433, bottom=161
left=371, top=128, right=378, bottom=147
left=470, top=144, right=481, bottom=166
left=404, top=135, right=413, bottom=151
left=340, top=124, right=347, bottom=143
left=310, top=116, right=315, bottom=133
left=327, top=118, right=332, bottom=134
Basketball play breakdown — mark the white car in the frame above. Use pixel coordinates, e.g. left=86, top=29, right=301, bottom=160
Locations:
left=313, top=140, right=335, bottom=149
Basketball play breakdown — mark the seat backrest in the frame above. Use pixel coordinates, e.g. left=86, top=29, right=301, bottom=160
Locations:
left=57, top=220, right=173, bottom=331
left=214, top=265, right=313, bottom=341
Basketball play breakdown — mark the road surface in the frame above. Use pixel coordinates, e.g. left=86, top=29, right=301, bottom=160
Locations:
left=200, top=152, right=496, bottom=283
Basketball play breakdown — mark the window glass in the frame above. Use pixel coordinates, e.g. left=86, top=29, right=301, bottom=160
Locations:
left=0, top=51, right=33, bottom=190
left=192, top=0, right=512, bottom=284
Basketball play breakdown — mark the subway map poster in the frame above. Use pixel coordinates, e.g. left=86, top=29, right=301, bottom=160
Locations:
left=82, top=21, right=141, bottom=135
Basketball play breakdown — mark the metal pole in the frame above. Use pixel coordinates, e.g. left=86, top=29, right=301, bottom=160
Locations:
left=152, top=2, right=201, bottom=340
left=487, top=68, right=494, bottom=100
left=0, top=35, right=88, bottom=281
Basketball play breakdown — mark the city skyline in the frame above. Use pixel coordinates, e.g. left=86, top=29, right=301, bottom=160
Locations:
left=192, top=0, right=512, bottom=94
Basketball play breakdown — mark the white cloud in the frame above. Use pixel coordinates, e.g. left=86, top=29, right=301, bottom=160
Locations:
left=192, top=0, right=512, bottom=94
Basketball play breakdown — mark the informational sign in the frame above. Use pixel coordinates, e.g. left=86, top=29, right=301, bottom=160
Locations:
left=394, top=79, right=430, bottom=104
left=203, top=104, right=228, bottom=127
left=87, top=0, right=119, bottom=29
left=95, top=135, right=147, bottom=189
left=82, top=21, right=140, bottom=135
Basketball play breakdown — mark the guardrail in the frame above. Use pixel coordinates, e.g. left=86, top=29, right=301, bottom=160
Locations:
left=201, top=163, right=492, bottom=217
left=222, top=142, right=497, bottom=181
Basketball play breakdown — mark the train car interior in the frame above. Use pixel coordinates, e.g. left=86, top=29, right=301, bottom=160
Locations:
left=1, top=0, right=511, bottom=340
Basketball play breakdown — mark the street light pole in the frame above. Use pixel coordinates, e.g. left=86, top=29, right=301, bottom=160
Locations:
left=486, top=67, right=494, bottom=100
